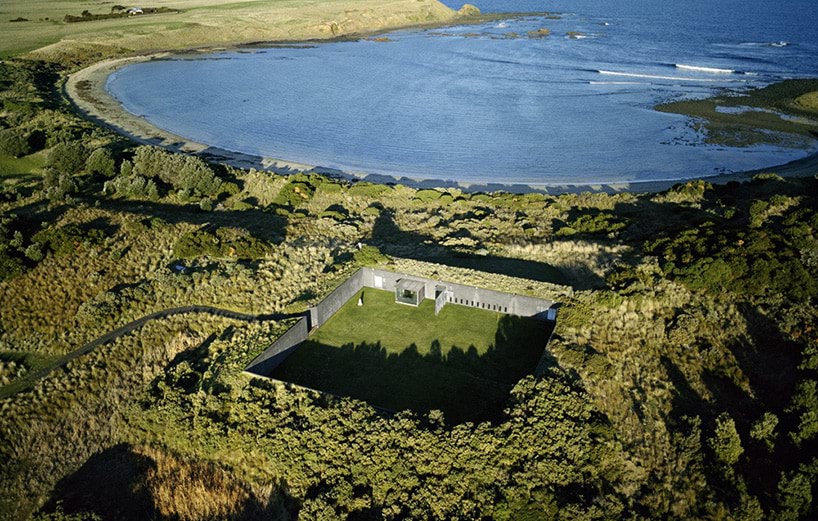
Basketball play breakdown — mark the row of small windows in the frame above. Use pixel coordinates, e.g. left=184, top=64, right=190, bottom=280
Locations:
left=447, top=295, right=508, bottom=313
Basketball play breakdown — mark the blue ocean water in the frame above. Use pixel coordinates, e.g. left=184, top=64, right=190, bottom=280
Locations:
left=107, top=0, right=818, bottom=185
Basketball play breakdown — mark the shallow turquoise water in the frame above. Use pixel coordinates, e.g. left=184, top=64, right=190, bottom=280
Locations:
left=107, top=0, right=818, bottom=186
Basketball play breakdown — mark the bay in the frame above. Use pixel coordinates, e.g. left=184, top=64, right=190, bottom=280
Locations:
left=107, top=0, right=818, bottom=185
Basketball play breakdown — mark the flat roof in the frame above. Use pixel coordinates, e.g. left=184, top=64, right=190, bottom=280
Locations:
left=396, top=279, right=425, bottom=293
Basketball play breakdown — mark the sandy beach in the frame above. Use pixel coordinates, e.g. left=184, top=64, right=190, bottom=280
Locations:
left=67, top=51, right=818, bottom=195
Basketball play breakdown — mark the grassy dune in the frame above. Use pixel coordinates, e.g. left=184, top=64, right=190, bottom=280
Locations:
left=656, top=79, right=818, bottom=147
left=0, top=0, right=461, bottom=64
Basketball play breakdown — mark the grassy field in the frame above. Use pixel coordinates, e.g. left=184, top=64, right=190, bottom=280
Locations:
left=0, top=151, right=46, bottom=176
left=271, top=288, right=551, bottom=423
left=0, top=0, right=459, bottom=62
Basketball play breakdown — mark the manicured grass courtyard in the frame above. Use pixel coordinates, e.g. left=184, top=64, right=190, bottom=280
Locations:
left=271, top=288, right=552, bottom=423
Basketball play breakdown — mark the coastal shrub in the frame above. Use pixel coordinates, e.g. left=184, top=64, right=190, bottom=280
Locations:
left=750, top=412, right=779, bottom=450
left=231, top=200, right=254, bottom=211
left=0, top=223, right=25, bottom=280
left=661, top=179, right=713, bottom=204
left=558, top=212, right=625, bottom=236
left=317, top=181, right=344, bottom=195
left=47, top=142, right=87, bottom=175
left=173, top=228, right=270, bottom=260
left=0, top=128, right=32, bottom=157
left=120, top=159, right=133, bottom=177
left=42, top=169, right=78, bottom=200
left=220, top=181, right=240, bottom=197
left=362, top=205, right=381, bottom=217
left=318, top=204, right=349, bottom=221
left=103, top=175, right=159, bottom=200
left=132, top=146, right=222, bottom=197
left=32, top=223, right=106, bottom=257
left=24, top=243, right=44, bottom=262
left=347, top=182, right=389, bottom=198
left=85, top=148, right=116, bottom=177
left=0, top=253, right=24, bottom=281
left=173, top=231, right=220, bottom=258
left=273, top=180, right=315, bottom=208
left=353, top=245, right=389, bottom=266
left=413, top=189, right=444, bottom=203
left=752, top=172, right=784, bottom=183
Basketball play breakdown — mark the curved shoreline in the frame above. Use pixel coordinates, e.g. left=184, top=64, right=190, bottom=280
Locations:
left=67, top=48, right=818, bottom=195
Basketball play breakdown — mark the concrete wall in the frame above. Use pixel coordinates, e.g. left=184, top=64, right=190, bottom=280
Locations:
left=365, top=267, right=555, bottom=321
left=310, top=268, right=366, bottom=329
left=442, top=282, right=554, bottom=320
left=244, top=316, right=309, bottom=376
left=245, top=266, right=557, bottom=378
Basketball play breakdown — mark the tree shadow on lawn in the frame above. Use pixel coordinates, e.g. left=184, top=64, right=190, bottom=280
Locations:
left=271, top=315, right=555, bottom=424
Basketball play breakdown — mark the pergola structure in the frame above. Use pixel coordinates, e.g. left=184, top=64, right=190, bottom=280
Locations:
left=395, top=278, right=425, bottom=306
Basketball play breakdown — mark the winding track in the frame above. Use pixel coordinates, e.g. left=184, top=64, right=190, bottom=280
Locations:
left=1, top=306, right=304, bottom=399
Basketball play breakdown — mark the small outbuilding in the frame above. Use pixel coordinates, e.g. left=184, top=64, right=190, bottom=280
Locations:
left=395, top=278, right=425, bottom=307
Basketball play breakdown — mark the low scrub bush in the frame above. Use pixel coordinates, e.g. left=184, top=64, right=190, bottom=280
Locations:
left=103, top=175, right=160, bottom=199
left=0, top=128, right=32, bottom=158
left=132, top=146, right=223, bottom=197
left=85, top=148, right=116, bottom=178
left=47, top=142, right=87, bottom=175
left=348, top=182, right=389, bottom=198
left=173, top=228, right=270, bottom=260
left=32, top=223, right=106, bottom=257
left=272, top=178, right=316, bottom=209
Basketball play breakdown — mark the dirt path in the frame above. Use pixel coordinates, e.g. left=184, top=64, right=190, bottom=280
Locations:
left=0, top=305, right=304, bottom=399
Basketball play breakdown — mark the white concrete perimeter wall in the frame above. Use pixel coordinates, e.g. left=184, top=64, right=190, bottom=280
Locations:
left=244, top=316, right=309, bottom=376
left=365, top=268, right=555, bottom=321
left=310, top=268, right=366, bottom=328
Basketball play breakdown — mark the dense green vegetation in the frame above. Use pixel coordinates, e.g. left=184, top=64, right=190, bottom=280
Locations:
left=272, top=288, right=549, bottom=422
left=1, top=37, right=818, bottom=521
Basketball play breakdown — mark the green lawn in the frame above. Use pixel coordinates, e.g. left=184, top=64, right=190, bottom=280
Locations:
left=271, top=288, right=551, bottom=423
left=0, top=151, right=45, bottom=176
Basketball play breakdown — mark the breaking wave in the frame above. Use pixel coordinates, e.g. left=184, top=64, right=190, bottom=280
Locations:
left=589, top=81, right=649, bottom=85
left=675, top=64, right=735, bottom=74
left=597, top=70, right=738, bottom=82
